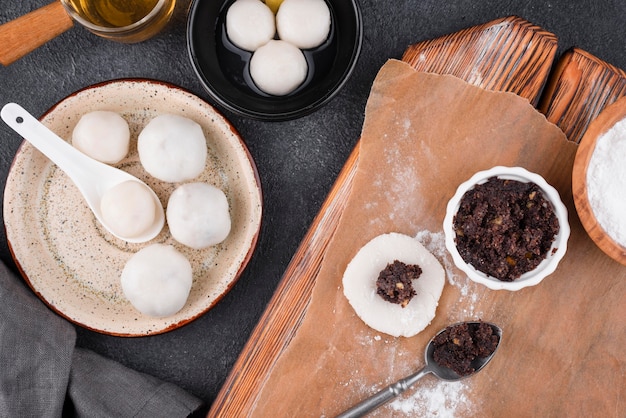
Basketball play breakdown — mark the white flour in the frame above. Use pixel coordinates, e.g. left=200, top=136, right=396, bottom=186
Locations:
left=389, top=380, right=473, bottom=417
left=415, top=230, right=480, bottom=316
left=586, top=117, right=626, bottom=246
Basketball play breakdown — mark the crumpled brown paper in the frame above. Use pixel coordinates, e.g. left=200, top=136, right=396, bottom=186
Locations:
left=250, top=60, right=624, bottom=417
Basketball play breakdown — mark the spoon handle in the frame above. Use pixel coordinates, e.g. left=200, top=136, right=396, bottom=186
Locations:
left=0, top=2, right=73, bottom=66
left=1, top=102, right=93, bottom=182
left=335, top=367, right=430, bottom=418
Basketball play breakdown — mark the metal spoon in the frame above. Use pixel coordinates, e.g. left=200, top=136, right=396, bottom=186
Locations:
left=336, top=321, right=503, bottom=418
left=1, top=102, right=164, bottom=243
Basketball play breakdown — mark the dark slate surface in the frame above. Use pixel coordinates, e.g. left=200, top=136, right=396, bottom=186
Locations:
left=1, top=0, right=625, bottom=411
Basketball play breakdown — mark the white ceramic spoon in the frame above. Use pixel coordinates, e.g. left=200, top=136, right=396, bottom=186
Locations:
left=1, top=102, right=164, bottom=243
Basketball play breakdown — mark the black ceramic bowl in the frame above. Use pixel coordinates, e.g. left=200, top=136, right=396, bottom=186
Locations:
left=187, top=0, right=363, bottom=121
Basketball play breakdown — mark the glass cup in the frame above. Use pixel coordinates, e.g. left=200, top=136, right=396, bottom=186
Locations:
left=60, top=0, right=177, bottom=43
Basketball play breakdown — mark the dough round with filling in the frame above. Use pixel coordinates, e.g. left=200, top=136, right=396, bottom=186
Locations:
left=138, top=114, right=207, bottom=182
left=121, top=244, right=193, bottom=317
left=276, top=0, right=331, bottom=49
left=226, top=0, right=276, bottom=51
left=166, top=182, right=231, bottom=249
left=250, top=39, right=308, bottom=95
left=72, top=110, right=130, bottom=164
left=342, top=232, right=445, bottom=337
left=100, top=180, right=156, bottom=239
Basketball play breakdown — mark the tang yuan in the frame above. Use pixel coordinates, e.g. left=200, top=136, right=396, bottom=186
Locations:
left=72, top=110, right=130, bottom=164
left=121, top=244, right=192, bottom=318
left=167, top=182, right=231, bottom=249
left=226, top=0, right=276, bottom=51
left=138, top=114, right=207, bottom=183
left=276, top=0, right=331, bottom=49
left=342, top=233, right=445, bottom=338
left=100, top=180, right=157, bottom=239
left=250, top=39, right=308, bottom=95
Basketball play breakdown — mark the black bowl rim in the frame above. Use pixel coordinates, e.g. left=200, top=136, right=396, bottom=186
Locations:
left=186, top=0, right=363, bottom=121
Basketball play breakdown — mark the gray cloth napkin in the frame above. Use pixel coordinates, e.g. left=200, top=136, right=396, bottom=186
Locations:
left=0, top=260, right=204, bottom=417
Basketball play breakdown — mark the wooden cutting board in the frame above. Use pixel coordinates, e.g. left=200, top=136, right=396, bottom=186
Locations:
left=209, top=17, right=626, bottom=417
left=540, top=47, right=626, bottom=144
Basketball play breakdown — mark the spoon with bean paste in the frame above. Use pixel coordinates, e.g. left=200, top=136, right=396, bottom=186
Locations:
left=336, top=321, right=502, bottom=418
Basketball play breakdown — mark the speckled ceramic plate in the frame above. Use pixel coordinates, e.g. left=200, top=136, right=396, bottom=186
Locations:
left=4, top=79, right=262, bottom=336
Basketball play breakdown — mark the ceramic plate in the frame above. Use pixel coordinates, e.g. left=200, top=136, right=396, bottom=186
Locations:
left=4, top=79, right=262, bottom=336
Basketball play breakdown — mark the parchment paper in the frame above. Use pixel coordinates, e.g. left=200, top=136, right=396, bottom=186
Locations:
left=251, top=60, right=625, bottom=417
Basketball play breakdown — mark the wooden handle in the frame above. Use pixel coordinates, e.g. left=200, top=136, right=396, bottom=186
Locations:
left=539, top=48, right=626, bottom=143
left=0, top=2, right=74, bottom=66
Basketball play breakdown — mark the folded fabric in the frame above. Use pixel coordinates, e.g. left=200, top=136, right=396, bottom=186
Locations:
left=0, top=261, right=204, bottom=417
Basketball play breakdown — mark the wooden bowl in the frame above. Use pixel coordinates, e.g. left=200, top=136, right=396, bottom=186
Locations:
left=572, top=96, right=626, bottom=265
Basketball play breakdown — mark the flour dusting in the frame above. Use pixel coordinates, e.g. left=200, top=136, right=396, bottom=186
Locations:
left=415, top=231, right=467, bottom=293
left=415, top=231, right=458, bottom=284
left=389, top=380, right=473, bottom=417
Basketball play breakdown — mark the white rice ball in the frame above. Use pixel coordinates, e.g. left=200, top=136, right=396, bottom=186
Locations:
left=100, top=180, right=157, bottom=239
left=342, top=233, right=445, bottom=338
left=72, top=110, right=130, bottom=164
left=276, top=0, right=331, bottom=49
left=166, top=182, right=231, bottom=249
left=226, top=0, right=276, bottom=51
left=138, top=114, right=207, bottom=183
left=121, top=244, right=193, bottom=318
left=250, top=39, right=308, bottom=95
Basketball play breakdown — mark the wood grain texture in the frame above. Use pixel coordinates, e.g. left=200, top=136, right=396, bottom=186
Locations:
left=242, top=60, right=624, bottom=417
left=0, top=2, right=73, bottom=66
left=540, top=47, right=626, bottom=143
left=208, top=16, right=559, bottom=417
left=401, top=16, right=557, bottom=107
left=572, top=96, right=626, bottom=265
left=209, top=145, right=361, bottom=416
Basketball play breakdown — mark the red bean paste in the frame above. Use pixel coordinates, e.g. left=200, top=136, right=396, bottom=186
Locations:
left=376, top=260, right=421, bottom=308
left=432, top=321, right=500, bottom=376
left=453, top=177, right=559, bottom=281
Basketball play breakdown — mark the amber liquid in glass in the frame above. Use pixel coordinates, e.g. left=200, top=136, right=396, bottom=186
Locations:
left=63, top=0, right=176, bottom=42
left=65, top=0, right=160, bottom=28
